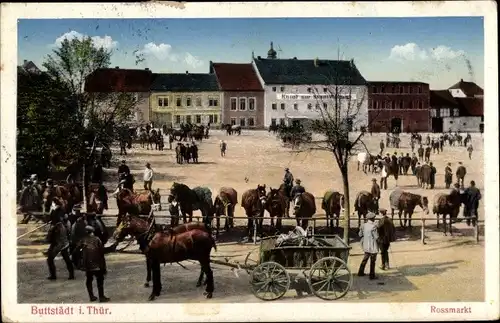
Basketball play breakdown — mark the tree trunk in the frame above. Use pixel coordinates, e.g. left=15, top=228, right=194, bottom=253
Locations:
left=341, top=168, right=350, bottom=245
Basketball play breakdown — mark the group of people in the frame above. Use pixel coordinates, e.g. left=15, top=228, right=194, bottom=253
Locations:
left=175, top=142, right=199, bottom=164
left=114, top=160, right=156, bottom=193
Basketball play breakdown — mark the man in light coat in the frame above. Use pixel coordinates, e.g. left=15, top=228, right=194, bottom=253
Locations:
left=357, top=212, right=379, bottom=280
left=143, top=163, right=154, bottom=191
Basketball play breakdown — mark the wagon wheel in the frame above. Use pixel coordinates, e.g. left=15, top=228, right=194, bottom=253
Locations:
left=308, top=256, right=352, bottom=300
left=250, top=261, right=290, bottom=301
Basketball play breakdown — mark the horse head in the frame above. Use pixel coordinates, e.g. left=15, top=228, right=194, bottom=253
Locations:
left=256, top=184, right=267, bottom=206
left=420, top=195, right=430, bottom=214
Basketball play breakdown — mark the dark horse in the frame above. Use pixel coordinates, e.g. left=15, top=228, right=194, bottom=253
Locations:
left=112, top=214, right=211, bottom=288
left=168, top=183, right=214, bottom=226
left=212, top=187, right=237, bottom=237
left=389, top=188, right=429, bottom=228
left=224, top=124, right=242, bottom=136
left=292, top=192, right=316, bottom=229
left=265, top=187, right=288, bottom=232
left=354, top=191, right=378, bottom=228
left=321, top=190, right=345, bottom=230
left=241, top=185, right=267, bottom=241
left=278, top=183, right=292, bottom=217
left=115, top=188, right=162, bottom=226
left=433, top=191, right=463, bottom=236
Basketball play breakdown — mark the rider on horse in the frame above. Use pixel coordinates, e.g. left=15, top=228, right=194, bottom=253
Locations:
left=290, top=179, right=306, bottom=207
left=283, top=168, right=294, bottom=198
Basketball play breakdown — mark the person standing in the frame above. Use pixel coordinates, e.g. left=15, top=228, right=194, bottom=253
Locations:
left=118, top=160, right=130, bottom=176
left=371, top=178, right=381, bottom=213
left=220, top=140, right=227, bottom=157
left=191, top=143, right=199, bottom=163
left=283, top=168, right=294, bottom=198
left=429, top=162, right=437, bottom=189
left=46, top=198, right=74, bottom=280
left=456, top=162, right=467, bottom=189
left=75, top=225, right=110, bottom=302
left=463, top=180, right=481, bottom=227
left=377, top=209, right=396, bottom=270
left=143, top=163, right=153, bottom=191
left=444, top=162, right=453, bottom=189
left=380, top=162, right=388, bottom=190
left=417, top=145, right=424, bottom=161
left=357, top=212, right=379, bottom=280
left=467, top=144, right=474, bottom=160
left=379, top=140, right=385, bottom=155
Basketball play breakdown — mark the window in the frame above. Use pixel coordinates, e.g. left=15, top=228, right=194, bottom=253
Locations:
left=419, top=101, right=423, bottom=109
left=239, top=98, right=247, bottom=111
left=186, top=96, right=192, bottom=107
left=195, top=97, right=202, bottom=107
left=175, top=115, right=181, bottom=124
left=239, top=118, right=246, bottom=127
left=323, top=102, right=327, bottom=109
left=272, top=103, right=277, bottom=110
left=391, top=101, right=395, bottom=110
left=186, top=115, right=192, bottom=124
left=158, top=98, right=163, bottom=107
left=279, top=118, right=285, bottom=126
left=400, top=86, right=404, bottom=93
left=293, top=103, right=298, bottom=110
left=280, top=103, right=285, bottom=110
left=176, top=97, right=182, bottom=107
left=249, top=98, right=256, bottom=111
left=441, top=108, right=450, bottom=117
left=395, top=86, right=400, bottom=94
left=272, top=87, right=277, bottom=92
left=315, top=103, right=320, bottom=110
left=418, top=86, right=422, bottom=93
left=248, top=117, right=255, bottom=127
left=209, top=115, right=214, bottom=123
left=307, top=88, right=312, bottom=93
left=453, top=108, right=459, bottom=116
left=381, top=86, right=385, bottom=93
left=230, top=98, right=237, bottom=111
left=230, top=117, right=237, bottom=126
left=271, top=118, right=277, bottom=126
left=463, top=122, right=467, bottom=126
left=307, top=103, right=312, bottom=110
left=209, top=98, right=218, bottom=107
left=389, top=86, right=394, bottom=93
left=280, top=86, right=285, bottom=92
left=385, top=101, right=391, bottom=109
left=214, top=114, right=218, bottom=123
left=195, top=115, right=201, bottom=124
left=373, top=87, right=378, bottom=94
left=449, top=120, right=454, bottom=124
left=323, top=88, right=328, bottom=93
left=430, top=109, right=437, bottom=117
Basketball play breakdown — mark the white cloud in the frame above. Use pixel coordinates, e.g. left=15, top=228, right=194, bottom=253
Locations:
left=430, top=45, right=465, bottom=60
left=53, top=30, right=118, bottom=50
left=138, top=42, right=179, bottom=62
left=389, top=43, right=465, bottom=62
left=184, top=52, right=203, bottom=68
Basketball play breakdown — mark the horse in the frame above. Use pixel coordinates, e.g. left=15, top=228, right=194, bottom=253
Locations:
left=278, top=183, right=291, bottom=217
left=381, top=161, right=399, bottom=188
left=70, top=212, right=109, bottom=253
left=265, top=187, right=288, bottom=232
left=87, top=184, right=108, bottom=215
left=292, top=192, right=316, bottom=229
left=112, top=214, right=211, bottom=288
left=139, top=129, right=149, bottom=148
left=433, top=191, right=463, bottom=236
left=42, top=185, right=74, bottom=218
left=224, top=124, right=242, bottom=136
left=212, top=187, right=237, bottom=237
left=168, top=183, right=214, bottom=226
left=357, top=152, right=377, bottom=173
left=354, top=191, right=378, bottom=227
left=241, top=185, right=267, bottom=241
left=389, top=189, right=429, bottom=228
left=18, top=183, right=43, bottom=223
left=321, top=190, right=345, bottom=230
left=417, top=164, right=432, bottom=189
left=147, top=129, right=158, bottom=150
left=115, top=188, right=162, bottom=226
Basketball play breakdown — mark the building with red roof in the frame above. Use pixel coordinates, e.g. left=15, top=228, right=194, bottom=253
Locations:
left=210, top=62, right=264, bottom=128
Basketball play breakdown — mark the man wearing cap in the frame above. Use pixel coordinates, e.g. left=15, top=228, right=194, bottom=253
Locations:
left=371, top=178, right=381, bottom=213
left=377, top=209, right=396, bottom=270
left=75, top=225, right=109, bottom=302
left=444, top=163, right=453, bottom=189
left=143, top=163, right=154, bottom=191
left=118, top=160, right=130, bottom=176
left=357, top=211, right=379, bottom=279
left=46, top=198, right=74, bottom=280
left=283, top=168, right=294, bottom=198
left=455, top=162, right=467, bottom=189
left=463, top=180, right=481, bottom=227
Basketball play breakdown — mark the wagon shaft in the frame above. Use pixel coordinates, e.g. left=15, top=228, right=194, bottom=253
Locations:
left=210, top=258, right=253, bottom=270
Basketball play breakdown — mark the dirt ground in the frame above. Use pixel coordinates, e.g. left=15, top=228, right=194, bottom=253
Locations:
left=17, top=129, right=485, bottom=302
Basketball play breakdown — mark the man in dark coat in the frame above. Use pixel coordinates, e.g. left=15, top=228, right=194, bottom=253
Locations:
left=118, top=160, right=130, bottom=176
left=429, top=162, right=437, bottom=189
left=456, top=162, right=467, bottom=189
left=377, top=209, right=396, bottom=270
left=290, top=179, right=305, bottom=200
left=191, top=143, right=199, bottom=163
left=283, top=168, right=294, bottom=198
left=92, top=162, right=103, bottom=184
left=75, top=226, right=110, bottom=302
left=410, top=153, right=418, bottom=175
left=463, top=180, right=481, bottom=226
left=444, top=162, right=453, bottom=189
left=371, top=178, right=381, bottom=213
left=379, top=140, right=385, bottom=155
left=46, top=198, right=74, bottom=280
left=424, top=146, right=432, bottom=162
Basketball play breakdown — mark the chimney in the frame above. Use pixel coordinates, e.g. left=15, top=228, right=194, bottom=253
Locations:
left=257, top=56, right=262, bottom=60
left=293, top=57, right=297, bottom=60
left=460, top=78, right=463, bottom=82
left=145, top=68, right=150, bottom=71
left=23, top=59, right=28, bottom=65
left=115, top=66, right=119, bottom=69
left=314, top=57, right=319, bottom=67
left=186, top=71, right=189, bottom=74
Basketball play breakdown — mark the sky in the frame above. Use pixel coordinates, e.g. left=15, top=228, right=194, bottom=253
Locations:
left=18, top=17, right=484, bottom=89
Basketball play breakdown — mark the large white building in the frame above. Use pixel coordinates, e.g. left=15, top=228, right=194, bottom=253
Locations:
left=251, top=44, right=369, bottom=129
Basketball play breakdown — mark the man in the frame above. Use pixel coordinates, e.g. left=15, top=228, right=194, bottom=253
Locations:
left=439, top=136, right=444, bottom=152
left=191, top=143, right=199, bottom=163
left=119, top=138, right=127, bottom=155
left=377, top=209, right=396, bottom=270
left=357, top=212, right=379, bottom=280
left=143, top=163, right=154, bottom=191
left=429, top=162, right=437, bottom=189
left=444, top=162, right=453, bottom=189
left=410, top=153, right=418, bottom=175
left=92, top=162, right=103, bottom=184
left=371, top=178, right=381, bottom=213
left=220, top=140, right=227, bottom=157
left=290, top=179, right=305, bottom=200
left=467, top=144, right=473, bottom=160
left=424, top=146, right=432, bottom=163
left=463, top=181, right=481, bottom=227
left=379, top=140, right=385, bottom=155
left=185, top=143, right=192, bottom=163
left=283, top=168, right=294, bottom=198
left=380, top=161, right=388, bottom=190
left=75, top=225, right=110, bottom=302
left=46, top=198, right=74, bottom=280
left=417, top=145, right=424, bottom=161
left=456, top=162, right=467, bottom=189
left=118, top=160, right=130, bottom=176
left=410, top=139, right=415, bottom=153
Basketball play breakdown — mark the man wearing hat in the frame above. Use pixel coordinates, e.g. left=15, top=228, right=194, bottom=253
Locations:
left=118, top=160, right=130, bottom=176
left=283, top=168, right=294, bottom=198
left=143, top=163, right=154, bottom=191
left=357, top=211, right=379, bottom=279
left=371, top=178, right=381, bottom=213
left=455, top=162, right=467, bottom=189
left=46, top=198, right=75, bottom=280
left=444, top=162, right=453, bottom=189
left=75, top=225, right=109, bottom=302
left=290, top=178, right=305, bottom=201
left=376, top=209, right=396, bottom=270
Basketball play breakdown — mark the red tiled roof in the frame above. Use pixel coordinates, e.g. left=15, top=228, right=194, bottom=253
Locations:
left=455, top=97, right=483, bottom=117
left=448, top=79, right=484, bottom=97
left=211, top=63, right=263, bottom=91
left=84, top=68, right=154, bottom=92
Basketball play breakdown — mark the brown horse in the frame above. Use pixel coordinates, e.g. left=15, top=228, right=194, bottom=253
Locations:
left=390, top=190, right=429, bottom=228
left=433, top=192, right=462, bottom=236
left=112, top=215, right=211, bottom=288
left=146, top=227, right=217, bottom=301
left=42, top=185, right=73, bottom=218
left=265, top=187, right=288, bottom=232
left=241, top=185, right=267, bottom=241
left=278, top=183, right=291, bottom=217
left=354, top=191, right=378, bottom=227
left=87, top=184, right=108, bottom=215
left=292, top=191, right=316, bottom=229
left=321, top=190, right=345, bottom=230
left=115, top=188, right=162, bottom=226
left=213, top=187, right=238, bottom=237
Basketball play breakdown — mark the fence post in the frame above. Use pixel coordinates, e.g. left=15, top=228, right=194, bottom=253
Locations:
left=312, top=218, right=316, bottom=236
left=421, top=218, right=426, bottom=245
left=474, top=218, right=480, bottom=243
left=253, top=220, right=257, bottom=245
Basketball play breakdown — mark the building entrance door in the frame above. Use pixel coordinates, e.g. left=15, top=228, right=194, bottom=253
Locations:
left=390, top=118, right=402, bottom=133
left=431, top=117, right=443, bottom=133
